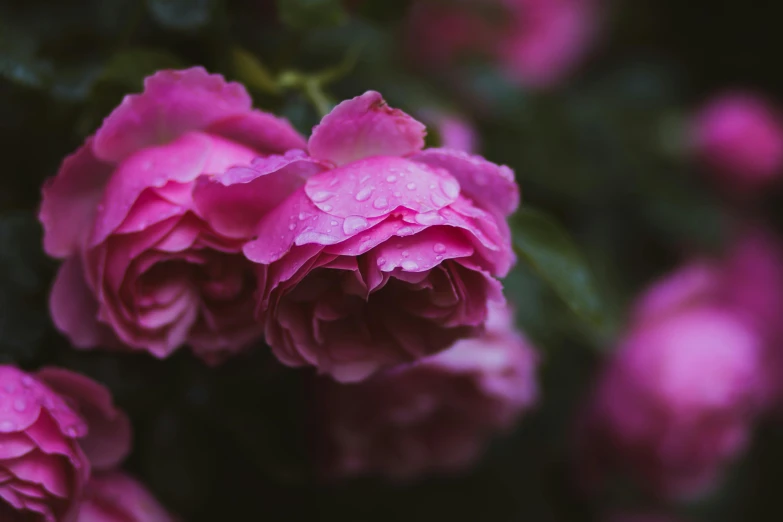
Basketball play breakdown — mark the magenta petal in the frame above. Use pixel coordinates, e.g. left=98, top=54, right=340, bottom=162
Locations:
left=207, top=109, right=307, bottom=155
left=194, top=150, right=328, bottom=239
left=36, top=368, right=132, bottom=471
left=304, top=156, right=461, bottom=219
left=93, top=67, right=252, bottom=163
left=411, top=148, right=519, bottom=217
left=40, top=140, right=114, bottom=258
left=80, top=472, right=174, bottom=522
left=308, top=91, right=426, bottom=166
left=368, top=227, right=475, bottom=273
left=50, top=257, right=115, bottom=349
left=0, top=432, right=36, bottom=460
left=4, top=451, right=71, bottom=499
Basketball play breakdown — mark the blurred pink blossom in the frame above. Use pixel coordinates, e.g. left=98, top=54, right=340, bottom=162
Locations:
left=317, top=304, right=538, bottom=478
left=579, top=262, right=767, bottom=499
left=77, top=472, right=173, bottom=522
left=691, top=92, right=783, bottom=189
left=407, top=0, right=598, bottom=88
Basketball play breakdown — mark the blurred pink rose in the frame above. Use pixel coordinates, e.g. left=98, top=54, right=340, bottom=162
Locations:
left=217, top=91, right=518, bottom=381
left=76, top=472, right=172, bottom=522
left=40, top=67, right=305, bottom=361
left=407, top=0, right=598, bottom=88
left=0, top=366, right=131, bottom=521
left=579, top=265, right=766, bottom=499
left=317, top=304, right=538, bottom=478
left=419, top=110, right=479, bottom=153
left=691, top=92, right=783, bottom=189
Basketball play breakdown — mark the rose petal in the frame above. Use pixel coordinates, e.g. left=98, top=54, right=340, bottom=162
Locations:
left=193, top=150, right=328, bottom=239
left=411, top=148, right=519, bottom=217
left=40, top=140, right=114, bottom=258
left=207, top=109, right=307, bottom=155
left=50, top=257, right=116, bottom=349
left=36, top=368, right=132, bottom=471
left=93, top=67, right=252, bottom=163
left=308, top=91, right=426, bottom=166
left=304, top=156, right=461, bottom=219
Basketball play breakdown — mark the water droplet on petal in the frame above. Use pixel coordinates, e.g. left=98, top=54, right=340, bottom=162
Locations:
left=415, top=212, right=445, bottom=226
left=330, top=220, right=338, bottom=226
left=433, top=243, right=447, bottom=253
left=401, top=260, right=419, bottom=271
left=0, top=420, right=14, bottom=431
left=386, top=175, right=397, bottom=183
left=322, top=204, right=333, bottom=212
left=288, top=223, right=296, bottom=231
left=21, top=376, right=33, bottom=388
left=435, top=255, right=443, bottom=261
left=360, top=174, right=371, bottom=184
left=343, top=216, right=370, bottom=235
left=406, top=182, right=416, bottom=190
left=355, top=187, right=373, bottom=202
left=431, top=193, right=447, bottom=207
left=440, top=179, right=460, bottom=199
left=373, top=197, right=389, bottom=210
left=298, top=212, right=308, bottom=221
left=401, top=250, right=410, bottom=258
left=397, top=227, right=415, bottom=236
left=377, top=257, right=386, bottom=266
left=311, top=191, right=335, bottom=203
left=65, top=426, right=80, bottom=437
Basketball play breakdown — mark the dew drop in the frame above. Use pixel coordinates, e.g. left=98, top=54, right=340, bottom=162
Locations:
left=311, top=191, right=335, bottom=203
left=435, top=255, right=443, bottom=261
left=415, top=212, right=444, bottom=226
left=20, top=376, right=33, bottom=388
left=401, top=250, right=410, bottom=258
left=440, top=179, right=460, bottom=199
left=322, top=204, right=333, bottom=212
left=298, top=212, right=308, bottom=221
left=386, top=175, right=397, bottom=183
left=397, top=227, right=415, bottom=236
left=65, top=426, right=80, bottom=437
left=373, top=197, right=389, bottom=210
left=377, top=257, right=386, bottom=266
left=330, top=220, right=338, bottom=226
left=288, top=223, right=296, bottom=231
left=13, top=398, right=26, bottom=412
left=401, top=260, right=419, bottom=271
left=355, top=186, right=374, bottom=202
left=343, top=216, right=369, bottom=235
left=0, top=421, right=15, bottom=432
left=433, top=243, right=447, bottom=253
left=406, top=182, right=417, bottom=190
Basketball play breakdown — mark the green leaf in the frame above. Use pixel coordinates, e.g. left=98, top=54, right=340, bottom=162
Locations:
left=146, top=0, right=215, bottom=30
left=231, top=48, right=280, bottom=94
left=511, top=207, right=606, bottom=331
left=276, top=0, right=347, bottom=30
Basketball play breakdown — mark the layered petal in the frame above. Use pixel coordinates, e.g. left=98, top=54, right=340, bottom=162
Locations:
left=308, top=91, right=426, bottom=166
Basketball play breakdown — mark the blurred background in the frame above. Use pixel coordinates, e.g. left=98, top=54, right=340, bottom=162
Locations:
left=2, top=0, right=783, bottom=520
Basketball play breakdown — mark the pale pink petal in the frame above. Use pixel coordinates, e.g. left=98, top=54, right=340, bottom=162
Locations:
left=40, top=140, right=114, bottom=258
left=303, top=156, right=460, bottom=219
left=93, top=67, right=252, bottom=163
left=308, top=91, right=426, bottom=166
left=411, top=148, right=518, bottom=217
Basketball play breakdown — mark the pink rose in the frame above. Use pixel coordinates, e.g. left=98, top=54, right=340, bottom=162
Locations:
left=0, top=366, right=131, bottom=521
left=407, top=0, right=598, bottom=88
left=418, top=110, right=479, bottom=153
left=76, top=472, right=173, bottom=522
left=206, top=91, right=518, bottom=381
left=317, top=304, right=538, bottom=478
left=691, top=92, right=783, bottom=189
left=579, top=265, right=766, bottom=499
left=40, top=67, right=306, bottom=361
